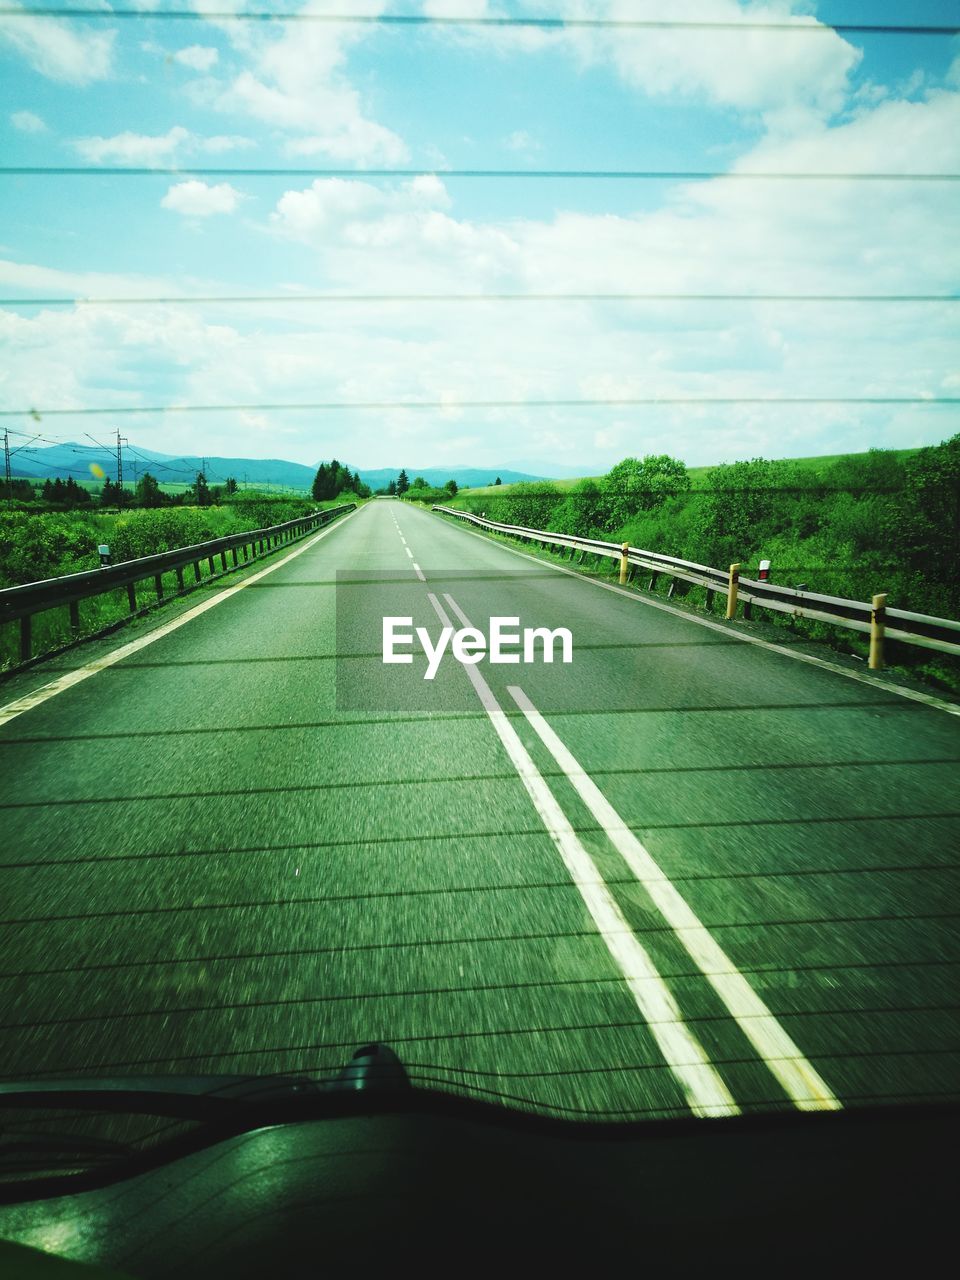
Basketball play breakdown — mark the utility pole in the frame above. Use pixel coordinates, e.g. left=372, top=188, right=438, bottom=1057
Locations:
left=116, top=428, right=128, bottom=493
left=3, top=428, right=11, bottom=501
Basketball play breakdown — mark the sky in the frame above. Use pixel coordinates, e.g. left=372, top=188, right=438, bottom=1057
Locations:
left=0, top=0, right=958, bottom=474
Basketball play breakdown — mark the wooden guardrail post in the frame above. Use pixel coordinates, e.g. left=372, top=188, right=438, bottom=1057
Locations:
left=69, top=600, right=80, bottom=636
left=619, top=542, right=629, bottom=585
left=869, top=592, right=887, bottom=669
left=726, top=564, right=741, bottom=619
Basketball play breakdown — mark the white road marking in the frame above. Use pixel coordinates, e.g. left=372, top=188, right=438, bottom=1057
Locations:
left=404, top=546, right=413, bottom=558
left=412, top=562, right=426, bottom=582
left=428, top=590, right=739, bottom=1119
left=0, top=505, right=365, bottom=728
left=506, top=682, right=842, bottom=1113
left=431, top=511, right=960, bottom=718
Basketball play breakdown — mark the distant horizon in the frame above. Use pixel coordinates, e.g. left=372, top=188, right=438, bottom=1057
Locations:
left=7, top=435, right=939, bottom=491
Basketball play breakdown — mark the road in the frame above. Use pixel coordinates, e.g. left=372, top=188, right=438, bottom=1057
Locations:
left=1, top=497, right=958, bottom=1121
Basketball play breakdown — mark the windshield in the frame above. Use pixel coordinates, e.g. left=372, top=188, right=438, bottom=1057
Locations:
left=1, top=1, right=959, bottom=1188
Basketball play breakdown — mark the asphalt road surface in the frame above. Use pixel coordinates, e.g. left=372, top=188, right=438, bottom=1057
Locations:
left=1, top=498, right=958, bottom=1122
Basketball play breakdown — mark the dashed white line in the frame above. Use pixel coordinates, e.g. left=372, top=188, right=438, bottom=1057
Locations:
left=412, top=562, right=426, bottom=582
left=404, top=546, right=413, bottom=558
left=429, top=590, right=738, bottom=1119
left=506, top=682, right=842, bottom=1113
left=0, top=505, right=364, bottom=728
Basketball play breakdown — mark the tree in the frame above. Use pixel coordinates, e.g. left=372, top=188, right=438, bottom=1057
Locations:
left=411, top=475, right=428, bottom=489
left=225, top=476, right=238, bottom=495
left=135, top=472, right=162, bottom=508
left=445, top=478, right=459, bottom=496
left=3, top=478, right=35, bottom=502
left=193, top=471, right=211, bottom=507
left=551, top=478, right=605, bottom=536
left=695, top=457, right=787, bottom=564
left=494, top=476, right=502, bottom=485
left=600, top=455, right=691, bottom=530
left=100, top=477, right=118, bottom=507
left=312, top=463, right=330, bottom=502
left=387, top=479, right=397, bottom=496
left=396, top=469, right=410, bottom=496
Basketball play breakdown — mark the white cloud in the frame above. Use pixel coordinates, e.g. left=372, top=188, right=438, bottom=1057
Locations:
left=208, top=2, right=409, bottom=165
left=424, top=0, right=861, bottom=132
left=595, top=0, right=859, bottom=121
left=4, top=72, right=958, bottom=471
left=72, top=126, right=253, bottom=164
left=0, top=5, right=115, bottom=85
left=200, top=134, right=254, bottom=154
left=505, top=129, right=540, bottom=154
left=161, top=181, right=243, bottom=217
left=173, top=44, right=219, bottom=71
left=10, top=110, right=46, bottom=133
left=75, top=126, right=190, bottom=166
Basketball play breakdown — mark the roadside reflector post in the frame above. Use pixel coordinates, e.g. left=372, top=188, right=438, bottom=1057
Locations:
left=98, top=543, right=111, bottom=567
left=758, top=559, right=771, bottom=581
left=869, top=592, right=887, bottom=670
left=726, top=563, right=741, bottom=619
left=619, top=542, right=629, bottom=585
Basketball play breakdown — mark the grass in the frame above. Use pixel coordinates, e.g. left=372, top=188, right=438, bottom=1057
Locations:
left=0, top=496, right=361, bottom=673
left=445, top=447, right=924, bottom=504
left=17, top=475, right=310, bottom=497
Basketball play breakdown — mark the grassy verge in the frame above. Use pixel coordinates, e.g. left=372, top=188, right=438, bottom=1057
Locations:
left=430, top=506, right=960, bottom=699
left=0, top=497, right=360, bottom=675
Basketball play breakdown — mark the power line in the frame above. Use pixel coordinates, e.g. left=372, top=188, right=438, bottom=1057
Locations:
left=4, top=166, right=958, bottom=180
left=1, top=11, right=956, bottom=36
left=2, top=396, right=958, bottom=418
left=2, top=292, right=957, bottom=307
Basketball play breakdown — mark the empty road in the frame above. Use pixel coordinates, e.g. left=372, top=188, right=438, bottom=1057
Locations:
left=1, top=497, right=958, bottom=1121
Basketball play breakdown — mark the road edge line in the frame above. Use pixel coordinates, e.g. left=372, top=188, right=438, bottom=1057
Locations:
left=0, top=505, right=365, bottom=727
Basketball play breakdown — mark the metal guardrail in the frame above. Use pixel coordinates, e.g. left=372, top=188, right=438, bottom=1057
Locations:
left=1, top=503, right=356, bottom=665
left=432, top=505, right=960, bottom=665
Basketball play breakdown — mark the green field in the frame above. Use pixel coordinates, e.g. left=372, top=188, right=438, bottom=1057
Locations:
left=14, top=475, right=310, bottom=498
left=447, top=447, right=924, bottom=501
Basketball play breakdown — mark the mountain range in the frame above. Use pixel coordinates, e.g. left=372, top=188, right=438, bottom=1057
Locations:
left=9, top=442, right=557, bottom=490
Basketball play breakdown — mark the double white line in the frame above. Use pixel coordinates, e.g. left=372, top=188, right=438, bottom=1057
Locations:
left=430, top=590, right=840, bottom=1119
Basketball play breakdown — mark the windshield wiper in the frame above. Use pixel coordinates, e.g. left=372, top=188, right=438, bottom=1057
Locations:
left=0, top=1044, right=411, bottom=1122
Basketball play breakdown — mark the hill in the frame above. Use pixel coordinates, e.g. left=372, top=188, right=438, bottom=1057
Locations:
left=10, top=443, right=549, bottom=492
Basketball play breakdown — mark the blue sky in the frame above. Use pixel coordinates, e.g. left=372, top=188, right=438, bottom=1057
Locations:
left=1, top=1, right=958, bottom=472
